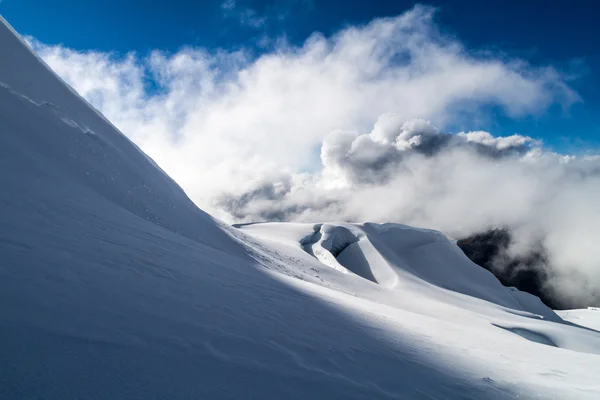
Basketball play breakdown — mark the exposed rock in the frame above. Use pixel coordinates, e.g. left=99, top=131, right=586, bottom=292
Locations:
left=456, top=229, right=567, bottom=310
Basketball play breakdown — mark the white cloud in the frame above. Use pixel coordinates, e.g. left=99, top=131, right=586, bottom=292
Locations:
left=27, top=5, right=599, bottom=306
left=213, top=115, right=600, bottom=307
left=28, top=6, right=577, bottom=210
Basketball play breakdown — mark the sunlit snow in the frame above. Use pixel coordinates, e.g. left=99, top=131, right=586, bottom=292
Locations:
left=1, top=15, right=599, bottom=400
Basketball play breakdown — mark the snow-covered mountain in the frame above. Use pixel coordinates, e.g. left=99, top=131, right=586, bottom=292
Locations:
left=1, top=15, right=599, bottom=399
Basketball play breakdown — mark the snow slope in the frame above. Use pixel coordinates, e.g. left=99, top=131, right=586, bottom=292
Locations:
left=0, top=16, right=243, bottom=256
left=558, top=308, right=600, bottom=332
left=1, top=15, right=600, bottom=399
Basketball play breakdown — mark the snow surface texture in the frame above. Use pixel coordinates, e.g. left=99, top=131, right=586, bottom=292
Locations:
left=1, top=15, right=600, bottom=399
left=557, top=308, right=600, bottom=332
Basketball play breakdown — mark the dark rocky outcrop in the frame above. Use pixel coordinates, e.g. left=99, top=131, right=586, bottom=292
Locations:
left=456, top=229, right=567, bottom=310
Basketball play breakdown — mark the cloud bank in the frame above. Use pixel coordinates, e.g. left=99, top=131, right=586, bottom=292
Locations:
left=28, top=5, right=598, bottom=307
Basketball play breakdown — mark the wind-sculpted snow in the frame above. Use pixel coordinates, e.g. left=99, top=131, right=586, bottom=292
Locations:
left=300, top=224, right=357, bottom=274
left=248, top=222, right=561, bottom=320
left=2, top=15, right=600, bottom=400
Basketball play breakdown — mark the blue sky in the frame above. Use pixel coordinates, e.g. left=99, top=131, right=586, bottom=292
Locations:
left=1, top=0, right=599, bottom=152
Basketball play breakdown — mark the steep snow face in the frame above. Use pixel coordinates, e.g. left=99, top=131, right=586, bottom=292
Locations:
left=0, top=16, right=245, bottom=255
left=2, top=16, right=600, bottom=400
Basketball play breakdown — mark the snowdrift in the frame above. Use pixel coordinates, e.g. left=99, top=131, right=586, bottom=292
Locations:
left=1, top=15, right=600, bottom=399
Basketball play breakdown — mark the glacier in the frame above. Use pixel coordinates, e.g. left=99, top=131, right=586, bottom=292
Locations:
left=1, top=15, right=600, bottom=399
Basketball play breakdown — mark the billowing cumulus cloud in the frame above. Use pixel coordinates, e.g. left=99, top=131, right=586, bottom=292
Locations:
left=26, top=5, right=599, bottom=307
